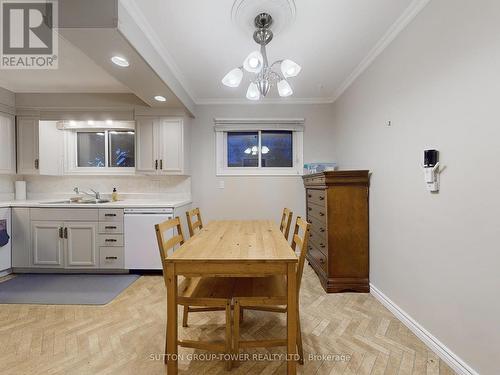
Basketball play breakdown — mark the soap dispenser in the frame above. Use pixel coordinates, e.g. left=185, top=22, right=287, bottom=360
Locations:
left=111, top=188, right=118, bottom=202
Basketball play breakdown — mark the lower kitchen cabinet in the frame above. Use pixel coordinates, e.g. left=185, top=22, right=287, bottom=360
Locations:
left=31, top=221, right=64, bottom=268
left=65, top=222, right=98, bottom=268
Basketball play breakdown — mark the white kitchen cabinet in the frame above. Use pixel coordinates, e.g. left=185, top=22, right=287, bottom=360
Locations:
left=0, top=113, right=16, bottom=175
left=17, top=117, right=39, bottom=175
left=136, top=117, right=190, bottom=175
left=65, top=222, right=98, bottom=268
left=38, top=121, right=64, bottom=176
left=31, top=221, right=64, bottom=268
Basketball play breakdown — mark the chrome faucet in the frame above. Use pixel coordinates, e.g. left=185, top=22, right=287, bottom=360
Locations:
left=74, top=187, right=100, bottom=200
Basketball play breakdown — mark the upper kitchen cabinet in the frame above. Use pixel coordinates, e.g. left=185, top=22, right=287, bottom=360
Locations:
left=136, top=117, right=190, bottom=175
left=17, top=117, right=39, bottom=175
left=0, top=113, right=16, bottom=175
left=17, top=118, right=64, bottom=176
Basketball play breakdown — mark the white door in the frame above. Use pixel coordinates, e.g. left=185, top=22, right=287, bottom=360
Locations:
left=136, top=117, right=158, bottom=174
left=0, top=114, right=15, bottom=175
left=65, top=222, right=98, bottom=268
left=158, top=119, right=183, bottom=174
left=39, top=121, right=64, bottom=176
left=0, top=208, right=11, bottom=272
left=32, top=221, right=64, bottom=267
left=17, top=117, right=39, bottom=175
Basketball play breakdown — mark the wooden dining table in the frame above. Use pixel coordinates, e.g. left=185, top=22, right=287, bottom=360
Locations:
left=164, top=220, right=298, bottom=374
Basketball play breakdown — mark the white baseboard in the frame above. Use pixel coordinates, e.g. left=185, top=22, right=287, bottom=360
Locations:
left=370, top=283, right=478, bottom=375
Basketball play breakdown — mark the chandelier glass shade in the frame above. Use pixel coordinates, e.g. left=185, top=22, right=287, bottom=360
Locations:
left=222, top=13, right=301, bottom=100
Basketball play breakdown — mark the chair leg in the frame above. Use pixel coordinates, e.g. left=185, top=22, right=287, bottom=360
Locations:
left=225, top=301, right=232, bottom=371
left=164, top=320, right=168, bottom=364
left=233, top=299, right=240, bottom=365
left=297, top=308, right=304, bottom=365
left=182, top=305, right=189, bottom=327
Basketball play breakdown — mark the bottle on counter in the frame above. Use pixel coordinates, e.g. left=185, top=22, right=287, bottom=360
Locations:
left=111, top=187, right=119, bottom=202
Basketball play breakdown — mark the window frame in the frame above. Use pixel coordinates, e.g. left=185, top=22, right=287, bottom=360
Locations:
left=215, top=119, right=304, bottom=176
left=65, top=130, right=136, bottom=175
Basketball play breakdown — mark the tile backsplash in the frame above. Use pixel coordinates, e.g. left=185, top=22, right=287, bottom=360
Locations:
left=0, top=175, right=16, bottom=200
left=2, top=175, right=191, bottom=201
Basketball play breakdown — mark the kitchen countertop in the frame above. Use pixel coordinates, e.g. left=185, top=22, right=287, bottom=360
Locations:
left=0, top=199, right=192, bottom=209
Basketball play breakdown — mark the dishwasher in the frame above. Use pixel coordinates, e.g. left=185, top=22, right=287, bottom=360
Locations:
left=124, top=208, right=174, bottom=270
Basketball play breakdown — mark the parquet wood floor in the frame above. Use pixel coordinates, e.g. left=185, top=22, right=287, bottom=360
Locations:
left=0, top=266, right=455, bottom=374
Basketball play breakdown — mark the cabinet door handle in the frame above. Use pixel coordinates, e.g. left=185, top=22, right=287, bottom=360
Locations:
left=34, top=159, right=39, bottom=170
left=59, top=227, right=63, bottom=239
left=105, top=213, right=116, bottom=217
left=155, top=159, right=158, bottom=170
left=64, top=227, right=68, bottom=239
left=105, top=226, right=117, bottom=230
left=105, top=256, right=118, bottom=260
left=160, top=159, right=163, bottom=170
left=105, top=239, right=117, bottom=242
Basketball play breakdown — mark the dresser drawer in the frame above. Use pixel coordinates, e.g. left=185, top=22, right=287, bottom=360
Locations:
left=99, top=209, right=123, bottom=222
left=309, top=231, right=327, bottom=255
left=307, top=203, right=326, bottom=222
left=98, top=234, right=124, bottom=247
left=308, top=244, right=327, bottom=273
left=98, top=222, right=123, bottom=234
left=100, top=247, right=124, bottom=269
left=307, top=189, right=326, bottom=207
left=308, top=215, right=327, bottom=235
left=304, top=174, right=326, bottom=186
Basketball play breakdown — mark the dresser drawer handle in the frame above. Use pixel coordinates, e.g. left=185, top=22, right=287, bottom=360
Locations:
left=319, top=212, right=325, bottom=216
left=319, top=196, right=325, bottom=200
left=320, top=244, right=326, bottom=248
left=319, top=258, right=324, bottom=263
left=308, top=194, right=312, bottom=198
left=308, top=207, right=312, bottom=211
left=105, top=256, right=118, bottom=260
left=105, top=239, right=117, bottom=242
left=105, top=226, right=117, bottom=230
left=320, top=228, right=325, bottom=233
left=105, top=213, right=117, bottom=217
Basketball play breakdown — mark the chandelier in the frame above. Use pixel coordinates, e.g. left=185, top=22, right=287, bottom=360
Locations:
left=222, top=13, right=302, bottom=100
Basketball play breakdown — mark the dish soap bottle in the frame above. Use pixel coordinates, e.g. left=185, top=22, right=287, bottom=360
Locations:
left=111, top=187, right=119, bottom=202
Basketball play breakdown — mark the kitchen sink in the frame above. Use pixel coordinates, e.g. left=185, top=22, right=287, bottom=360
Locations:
left=41, top=199, right=111, bottom=205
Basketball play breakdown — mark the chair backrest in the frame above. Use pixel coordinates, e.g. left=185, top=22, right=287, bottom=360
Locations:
left=279, top=208, right=293, bottom=240
left=186, top=207, right=203, bottom=237
left=155, top=217, right=185, bottom=286
left=291, top=216, right=311, bottom=291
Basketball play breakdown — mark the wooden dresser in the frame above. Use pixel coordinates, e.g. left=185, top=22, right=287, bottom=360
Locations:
left=303, top=171, right=370, bottom=293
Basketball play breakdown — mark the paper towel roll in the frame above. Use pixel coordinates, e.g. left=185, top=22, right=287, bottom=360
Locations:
left=15, top=181, right=27, bottom=201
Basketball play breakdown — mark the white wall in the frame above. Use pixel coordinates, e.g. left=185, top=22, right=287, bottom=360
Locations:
left=331, top=0, right=500, bottom=373
left=191, top=104, right=334, bottom=221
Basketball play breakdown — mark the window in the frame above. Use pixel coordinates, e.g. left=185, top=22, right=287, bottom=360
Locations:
left=215, top=119, right=304, bottom=176
left=69, top=130, right=135, bottom=174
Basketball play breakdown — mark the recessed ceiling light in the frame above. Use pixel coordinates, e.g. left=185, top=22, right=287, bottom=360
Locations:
left=154, top=95, right=167, bottom=102
left=111, top=56, right=129, bottom=67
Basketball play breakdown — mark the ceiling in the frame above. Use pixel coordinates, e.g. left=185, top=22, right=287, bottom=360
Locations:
left=0, top=34, right=129, bottom=93
left=122, top=0, right=422, bottom=104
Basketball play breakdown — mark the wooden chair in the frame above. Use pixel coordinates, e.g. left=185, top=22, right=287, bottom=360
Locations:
left=155, top=217, right=234, bottom=368
left=186, top=207, right=203, bottom=237
left=232, top=216, right=311, bottom=365
left=279, top=208, right=293, bottom=240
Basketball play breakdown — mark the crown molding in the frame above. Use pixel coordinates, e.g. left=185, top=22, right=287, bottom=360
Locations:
left=196, top=97, right=333, bottom=105
left=331, top=0, right=432, bottom=103
left=118, top=0, right=430, bottom=107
